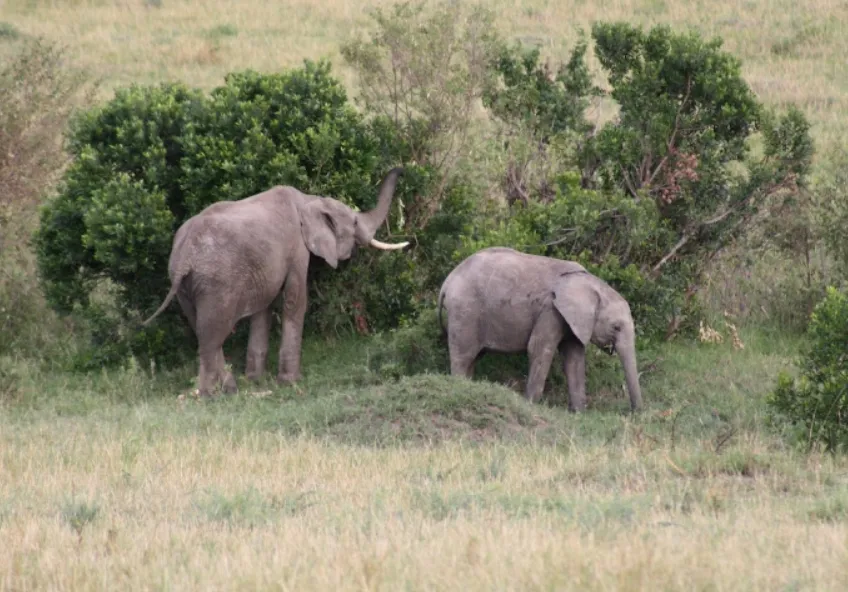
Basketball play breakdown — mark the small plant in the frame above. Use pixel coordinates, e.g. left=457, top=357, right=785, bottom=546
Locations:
left=769, top=287, right=848, bottom=451
left=61, top=499, right=100, bottom=542
left=0, top=22, right=21, bottom=39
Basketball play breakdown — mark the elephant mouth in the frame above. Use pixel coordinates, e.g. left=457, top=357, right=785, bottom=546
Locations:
left=602, top=343, right=616, bottom=356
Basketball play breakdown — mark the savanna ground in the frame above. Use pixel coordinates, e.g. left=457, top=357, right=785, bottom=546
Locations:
left=2, top=0, right=848, bottom=589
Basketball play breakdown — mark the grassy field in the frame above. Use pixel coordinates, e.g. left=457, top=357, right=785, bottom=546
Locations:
left=2, top=0, right=848, bottom=589
left=4, top=329, right=848, bottom=590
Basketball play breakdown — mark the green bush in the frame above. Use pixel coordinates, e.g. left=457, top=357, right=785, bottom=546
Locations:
left=769, top=287, right=848, bottom=451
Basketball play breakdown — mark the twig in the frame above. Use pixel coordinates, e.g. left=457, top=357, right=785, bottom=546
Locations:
left=539, top=228, right=578, bottom=247
left=714, top=426, right=736, bottom=454
left=670, top=404, right=690, bottom=453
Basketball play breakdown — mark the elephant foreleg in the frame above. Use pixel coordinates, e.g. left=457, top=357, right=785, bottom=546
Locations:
left=277, top=270, right=307, bottom=385
left=561, top=339, right=587, bottom=412
left=246, top=308, right=271, bottom=381
left=525, top=307, right=564, bottom=403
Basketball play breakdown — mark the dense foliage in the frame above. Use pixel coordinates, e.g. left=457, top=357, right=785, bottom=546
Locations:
left=770, top=287, right=848, bottom=452
left=35, top=61, right=467, bottom=367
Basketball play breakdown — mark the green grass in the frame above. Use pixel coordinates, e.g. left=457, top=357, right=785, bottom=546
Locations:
left=2, top=328, right=848, bottom=589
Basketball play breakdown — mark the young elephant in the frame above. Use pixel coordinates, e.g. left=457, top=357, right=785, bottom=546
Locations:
left=438, top=247, right=642, bottom=411
left=143, top=168, right=407, bottom=397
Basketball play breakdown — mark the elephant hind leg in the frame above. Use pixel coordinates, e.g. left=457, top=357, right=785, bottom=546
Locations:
left=447, top=331, right=480, bottom=379
left=177, top=293, right=197, bottom=334
left=246, top=308, right=271, bottom=381
left=199, top=348, right=237, bottom=395
left=196, top=309, right=238, bottom=397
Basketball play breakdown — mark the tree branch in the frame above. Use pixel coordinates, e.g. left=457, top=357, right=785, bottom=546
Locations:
left=647, top=75, right=692, bottom=188
left=651, top=232, right=691, bottom=277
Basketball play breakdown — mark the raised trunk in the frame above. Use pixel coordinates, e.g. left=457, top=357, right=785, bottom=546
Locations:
left=617, top=335, right=643, bottom=411
left=357, top=167, right=404, bottom=241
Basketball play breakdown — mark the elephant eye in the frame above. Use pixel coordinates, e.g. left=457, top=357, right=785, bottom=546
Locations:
left=613, top=323, right=622, bottom=332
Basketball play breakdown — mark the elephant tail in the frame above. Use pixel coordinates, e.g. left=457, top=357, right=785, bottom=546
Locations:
left=141, top=272, right=187, bottom=327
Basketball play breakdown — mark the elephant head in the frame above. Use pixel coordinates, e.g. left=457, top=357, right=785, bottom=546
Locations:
left=299, top=168, right=408, bottom=268
left=552, top=271, right=643, bottom=411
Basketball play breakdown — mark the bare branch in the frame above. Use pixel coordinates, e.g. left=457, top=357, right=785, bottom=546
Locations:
left=647, top=75, right=692, bottom=187
left=651, top=232, right=691, bottom=276
left=539, top=228, right=578, bottom=247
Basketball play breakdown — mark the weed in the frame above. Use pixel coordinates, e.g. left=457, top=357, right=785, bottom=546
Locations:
left=60, top=499, right=100, bottom=541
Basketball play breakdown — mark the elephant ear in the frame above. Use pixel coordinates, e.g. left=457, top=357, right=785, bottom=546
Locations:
left=551, top=273, right=599, bottom=346
left=299, top=199, right=339, bottom=269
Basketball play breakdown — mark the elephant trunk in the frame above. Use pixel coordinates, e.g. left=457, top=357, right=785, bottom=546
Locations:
left=357, top=168, right=406, bottom=246
left=617, top=334, right=643, bottom=412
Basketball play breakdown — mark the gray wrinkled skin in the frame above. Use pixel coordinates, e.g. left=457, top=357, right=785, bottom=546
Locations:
left=438, top=247, right=642, bottom=412
left=144, top=168, right=406, bottom=397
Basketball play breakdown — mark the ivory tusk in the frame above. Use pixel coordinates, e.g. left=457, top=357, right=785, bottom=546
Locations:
left=369, top=238, right=410, bottom=251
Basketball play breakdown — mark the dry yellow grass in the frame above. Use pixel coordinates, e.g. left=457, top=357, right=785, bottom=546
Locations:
left=2, top=415, right=848, bottom=590
left=2, top=0, right=847, bottom=158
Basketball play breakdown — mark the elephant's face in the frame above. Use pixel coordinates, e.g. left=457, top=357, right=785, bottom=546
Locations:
left=299, top=198, right=359, bottom=269
left=592, top=299, right=636, bottom=356
left=551, top=272, right=634, bottom=351
left=299, top=168, right=409, bottom=269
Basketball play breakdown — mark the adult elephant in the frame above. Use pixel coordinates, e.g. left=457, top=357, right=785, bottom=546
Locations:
left=438, top=247, right=642, bottom=412
left=144, top=168, right=407, bottom=397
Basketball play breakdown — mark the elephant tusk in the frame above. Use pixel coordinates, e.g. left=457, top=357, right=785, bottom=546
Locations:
left=369, top=238, right=409, bottom=251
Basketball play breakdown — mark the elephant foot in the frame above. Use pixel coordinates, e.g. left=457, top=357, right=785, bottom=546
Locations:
left=221, top=374, right=238, bottom=395
left=276, top=372, right=302, bottom=386
left=197, top=388, right=213, bottom=399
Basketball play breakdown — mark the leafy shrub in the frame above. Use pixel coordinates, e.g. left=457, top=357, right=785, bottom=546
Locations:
left=457, top=172, right=688, bottom=341
left=816, top=154, right=848, bottom=278
left=769, top=287, right=848, bottom=451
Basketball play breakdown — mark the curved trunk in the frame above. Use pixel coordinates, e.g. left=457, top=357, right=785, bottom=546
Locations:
left=357, top=167, right=404, bottom=241
left=617, top=334, right=643, bottom=411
